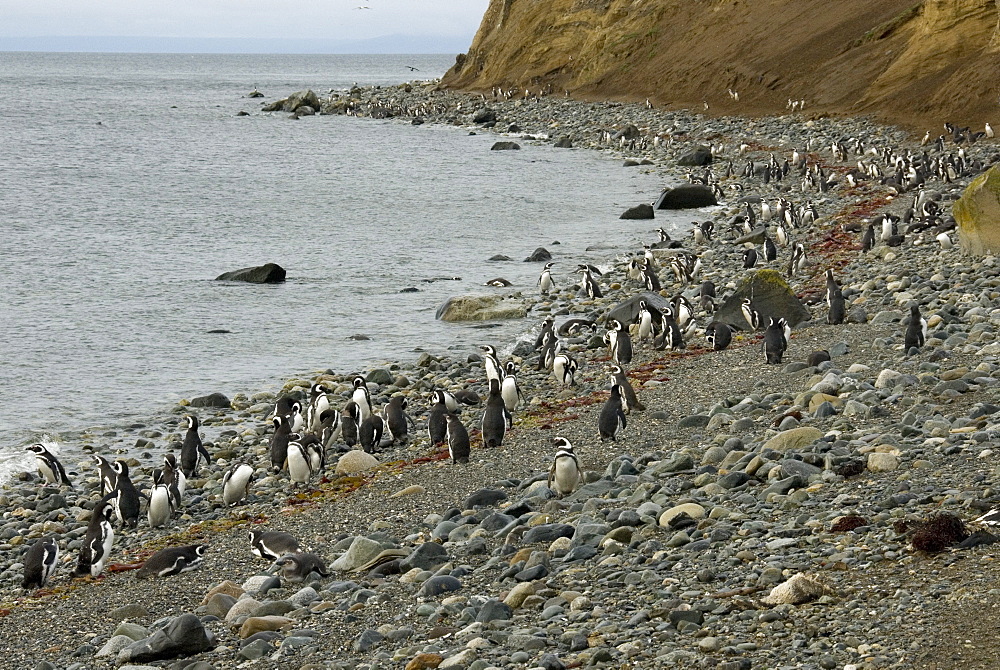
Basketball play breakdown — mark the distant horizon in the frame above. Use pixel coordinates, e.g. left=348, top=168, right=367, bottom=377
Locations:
left=0, top=33, right=474, bottom=55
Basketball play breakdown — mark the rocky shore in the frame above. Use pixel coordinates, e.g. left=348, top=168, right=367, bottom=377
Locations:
left=3, top=83, right=1000, bottom=670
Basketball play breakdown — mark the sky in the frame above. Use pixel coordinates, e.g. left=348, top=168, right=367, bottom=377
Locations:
left=0, top=0, right=490, bottom=50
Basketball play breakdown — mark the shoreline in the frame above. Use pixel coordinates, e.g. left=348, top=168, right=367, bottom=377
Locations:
left=2, top=83, right=1000, bottom=669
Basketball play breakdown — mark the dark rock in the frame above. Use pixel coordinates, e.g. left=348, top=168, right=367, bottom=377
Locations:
left=733, top=226, right=767, bottom=245
left=654, top=185, right=717, bottom=209
left=215, top=263, right=286, bottom=283
left=677, top=415, right=709, bottom=429
left=476, top=599, right=513, bottom=623
left=463, top=488, right=507, bottom=508
left=262, top=89, right=319, bottom=113
left=537, top=653, right=567, bottom=670
left=781, top=459, right=822, bottom=479
left=352, top=629, right=384, bottom=653
left=489, top=254, right=513, bottom=261
left=400, top=542, right=449, bottom=572
left=411, top=118, right=424, bottom=125
left=562, top=546, right=598, bottom=561
left=620, top=204, right=655, bottom=220
left=236, top=111, right=249, bottom=117
left=668, top=608, right=704, bottom=628
left=715, top=269, right=811, bottom=329
left=418, top=575, right=462, bottom=597
left=717, top=471, right=750, bottom=489
left=614, top=125, right=641, bottom=141
left=554, top=137, right=573, bottom=148
left=473, top=109, right=497, bottom=124
left=508, top=124, right=521, bottom=133
left=514, top=564, right=548, bottom=581
left=606, top=292, right=673, bottom=325
left=491, top=141, right=520, bottom=151
left=676, top=146, right=713, bottom=166
left=189, top=392, right=230, bottom=408
left=121, top=613, right=215, bottom=663
left=523, top=247, right=552, bottom=262
left=522, top=523, right=574, bottom=544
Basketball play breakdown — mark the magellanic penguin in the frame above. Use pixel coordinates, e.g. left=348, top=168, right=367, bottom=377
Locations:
left=552, top=345, right=579, bottom=386
left=652, top=309, right=683, bottom=351
left=110, top=461, right=141, bottom=529
left=904, top=303, right=927, bottom=352
left=22, top=537, right=59, bottom=590
left=148, top=473, right=174, bottom=529
left=358, top=411, right=386, bottom=454
left=547, top=437, right=583, bottom=497
left=275, top=552, right=329, bottom=583
left=636, top=300, right=654, bottom=342
left=742, top=248, right=759, bottom=269
left=481, top=379, right=511, bottom=449
left=300, top=434, right=325, bottom=474
left=825, top=269, right=845, bottom=325
left=446, top=413, right=471, bottom=464
left=286, top=440, right=314, bottom=485
left=609, top=364, right=645, bottom=413
left=533, top=316, right=556, bottom=350
left=787, top=242, right=807, bottom=277
left=579, top=266, right=603, bottom=298
left=92, top=453, right=117, bottom=494
left=705, top=321, right=733, bottom=351
left=351, top=376, right=373, bottom=421
left=861, top=223, right=876, bottom=253
left=305, top=383, right=331, bottom=434
left=269, top=415, right=295, bottom=472
left=162, top=453, right=185, bottom=508
left=221, top=462, right=254, bottom=506
left=605, top=319, right=633, bottom=365
left=500, top=361, right=523, bottom=413
left=480, top=345, right=503, bottom=385
left=341, top=401, right=361, bottom=449
left=27, top=443, right=72, bottom=487
left=763, top=317, right=789, bottom=364
left=741, top=298, right=762, bottom=331
left=180, top=415, right=210, bottom=478
left=538, top=261, right=556, bottom=294
left=384, top=396, right=411, bottom=444
left=136, top=544, right=207, bottom=578
left=763, top=236, right=778, bottom=262
left=427, top=391, right=450, bottom=445
left=318, top=408, right=342, bottom=450
left=287, top=401, right=305, bottom=433
left=598, top=385, right=628, bottom=441
left=249, top=529, right=300, bottom=562
left=446, top=389, right=482, bottom=411
left=75, top=493, right=115, bottom=578
left=557, top=318, right=597, bottom=337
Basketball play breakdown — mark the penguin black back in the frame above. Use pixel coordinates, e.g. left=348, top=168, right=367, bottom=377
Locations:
left=269, top=415, right=293, bottom=472
left=427, top=391, right=449, bottom=446
left=22, top=537, right=59, bottom=590
left=598, top=385, right=627, bottom=441
left=763, top=317, right=788, bottom=364
left=480, top=379, right=509, bottom=449
left=446, top=413, right=471, bottom=464
left=904, top=303, right=926, bottom=351
left=180, top=414, right=210, bottom=478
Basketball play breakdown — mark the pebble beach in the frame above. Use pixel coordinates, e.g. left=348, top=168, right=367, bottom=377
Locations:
left=3, top=81, right=1000, bottom=670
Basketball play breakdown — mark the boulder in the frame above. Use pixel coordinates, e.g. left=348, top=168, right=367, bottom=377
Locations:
left=335, top=450, right=379, bottom=475
left=714, top=269, right=811, bottom=329
left=614, top=124, right=641, bottom=141
left=435, top=294, right=528, bottom=322
left=189, top=392, right=230, bottom=408
left=524, top=247, right=552, bottom=262
left=332, top=536, right=385, bottom=572
left=554, top=137, right=573, bottom=148
left=733, top=226, right=767, bottom=245
left=262, top=89, right=319, bottom=113
left=955, top=165, right=1000, bottom=256
left=762, top=426, right=823, bottom=452
left=472, top=108, right=497, bottom=124
left=676, top=146, right=713, bottom=166
left=606, top=292, right=673, bottom=325
left=620, top=204, right=655, bottom=220
left=654, top=185, right=717, bottom=209
left=216, top=263, right=286, bottom=283
left=119, top=613, right=215, bottom=663
left=400, top=542, right=449, bottom=572
left=491, top=141, right=521, bottom=151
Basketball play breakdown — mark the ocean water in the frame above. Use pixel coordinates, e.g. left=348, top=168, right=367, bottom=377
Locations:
left=0, top=52, right=677, bottom=478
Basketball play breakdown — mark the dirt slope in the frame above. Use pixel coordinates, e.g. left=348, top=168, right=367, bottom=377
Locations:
left=441, top=0, right=1000, bottom=131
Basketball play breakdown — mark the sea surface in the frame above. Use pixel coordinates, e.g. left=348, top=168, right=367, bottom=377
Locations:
left=0, top=52, right=680, bottom=478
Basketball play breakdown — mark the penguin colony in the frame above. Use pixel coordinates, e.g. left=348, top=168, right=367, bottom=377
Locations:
left=12, top=111, right=983, bottom=606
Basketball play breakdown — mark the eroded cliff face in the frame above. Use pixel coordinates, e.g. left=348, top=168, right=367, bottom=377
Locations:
left=442, top=0, right=1000, bottom=130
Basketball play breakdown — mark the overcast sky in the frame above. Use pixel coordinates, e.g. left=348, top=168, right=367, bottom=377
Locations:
left=0, top=1, right=490, bottom=39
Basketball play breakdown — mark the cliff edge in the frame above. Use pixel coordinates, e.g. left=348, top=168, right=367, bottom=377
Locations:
left=441, top=0, right=1000, bottom=130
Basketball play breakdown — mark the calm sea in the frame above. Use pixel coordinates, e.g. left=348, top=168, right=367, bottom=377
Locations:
left=0, top=52, right=675, bottom=478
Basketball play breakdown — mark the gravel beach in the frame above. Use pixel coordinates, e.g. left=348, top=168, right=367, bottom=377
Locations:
left=3, top=83, right=1000, bottom=670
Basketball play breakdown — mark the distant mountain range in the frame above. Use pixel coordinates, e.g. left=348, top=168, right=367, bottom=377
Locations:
left=0, top=34, right=473, bottom=54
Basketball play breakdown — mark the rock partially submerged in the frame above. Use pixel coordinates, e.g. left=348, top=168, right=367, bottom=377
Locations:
left=436, top=294, right=529, bottom=322
left=262, top=90, right=320, bottom=114
left=620, top=203, right=655, bottom=220
left=654, top=185, right=717, bottom=209
left=490, top=141, right=521, bottom=151
left=216, top=263, right=286, bottom=284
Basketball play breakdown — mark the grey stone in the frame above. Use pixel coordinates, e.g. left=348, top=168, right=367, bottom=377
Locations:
left=620, top=204, right=655, bottom=220
left=654, top=184, right=717, bottom=209
left=476, top=599, right=513, bottom=623
left=215, top=263, right=286, bottom=283
left=400, top=542, right=449, bottom=572
left=522, top=523, right=575, bottom=544
left=715, top=269, right=811, bottom=329
left=676, top=146, right=713, bottom=166
left=119, top=613, right=215, bottom=663
left=491, top=141, right=520, bottom=151
left=352, top=629, right=384, bottom=653
left=189, top=393, right=230, bottom=408
left=463, top=488, right=507, bottom=508
left=418, top=575, right=462, bottom=597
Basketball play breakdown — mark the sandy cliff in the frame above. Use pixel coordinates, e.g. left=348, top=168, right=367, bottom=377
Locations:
left=442, top=0, right=1000, bottom=130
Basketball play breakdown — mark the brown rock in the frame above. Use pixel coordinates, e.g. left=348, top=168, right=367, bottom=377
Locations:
left=956, top=166, right=1000, bottom=256
left=201, top=580, right=244, bottom=606
left=239, top=615, right=293, bottom=639
left=406, top=653, right=445, bottom=670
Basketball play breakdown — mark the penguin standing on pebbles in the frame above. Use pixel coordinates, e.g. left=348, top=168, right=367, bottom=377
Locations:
left=538, top=261, right=556, bottom=295
left=222, top=462, right=254, bottom=506
left=305, top=383, right=331, bottom=434
left=605, top=319, right=633, bottom=365
left=22, top=537, right=59, bottom=590
left=250, top=529, right=300, bottom=562
left=547, top=437, right=583, bottom=497
left=93, top=454, right=118, bottom=495
left=446, top=413, right=471, bottom=464
left=148, top=472, right=173, bottom=528
left=501, top=361, right=523, bottom=413
left=904, top=303, right=927, bottom=352
left=706, top=322, right=733, bottom=351
left=481, top=379, right=511, bottom=449
left=636, top=300, right=654, bottom=342
left=351, top=376, right=373, bottom=421
left=610, top=364, right=645, bottom=413
left=763, top=317, right=789, bottom=364
left=826, top=269, right=846, bottom=325
left=27, top=444, right=72, bottom=487
left=552, top=346, right=579, bottom=386
left=110, top=461, right=141, bottom=528
left=286, top=441, right=314, bottom=485
left=269, top=415, right=294, bottom=472
left=384, top=396, right=411, bottom=444
left=358, top=411, right=387, bottom=454
left=427, top=391, right=450, bottom=445
left=162, top=454, right=185, bottom=509
left=341, top=401, right=361, bottom=449
left=137, top=545, right=207, bottom=578
left=598, top=385, right=628, bottom=441
left=181, top=415, right=210, bottom=478
left=480, top=345, right=503, bottom=385
left=75, top=494, right=115, bottom=577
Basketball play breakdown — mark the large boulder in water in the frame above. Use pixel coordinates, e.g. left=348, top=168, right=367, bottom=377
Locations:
left=262, top=90, right=320, bottom=114
left=491, top=141, right=521, bottom=151
left=606, top=292, right=673, bottom=325
left=524, top=247, right=552, bottom=262
left=216, top=263, right=286, bottom=284
left=955, top=165, right=1000, bottom=256
left=715, top=269, right=810, bottom=330
left=436, top=295, right=528, bottom=322
left=654, top=185, right=717, bottom=209
left=620, top=204, right=655, bottom=220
